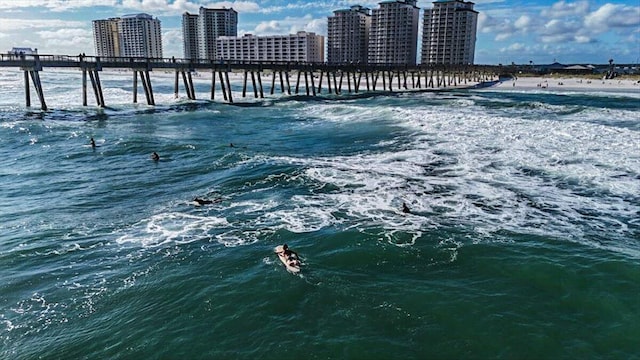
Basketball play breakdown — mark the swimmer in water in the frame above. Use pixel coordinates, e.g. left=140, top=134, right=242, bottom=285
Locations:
left=151, top=152, right=160, bottom=161
left=90, top=137, right=96, bottom=148
left=402, top=202, right=411, bottom=214
left=193, top=197, right=216, bottom=206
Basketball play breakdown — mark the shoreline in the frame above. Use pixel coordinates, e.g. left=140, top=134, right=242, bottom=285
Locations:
left=491, top=76, right=640, bottom=93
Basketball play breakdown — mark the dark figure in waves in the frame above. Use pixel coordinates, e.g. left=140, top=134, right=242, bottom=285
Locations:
left=90, top=137, right=96, bottom=148
left=402, top=202, right=411, bottom=214
left=193, top=197, right=220, bottom=206
left=151, top=152, right=160, bottom=161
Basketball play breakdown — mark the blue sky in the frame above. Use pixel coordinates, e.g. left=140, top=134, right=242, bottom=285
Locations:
left=0, top=0, right=638, bottom=65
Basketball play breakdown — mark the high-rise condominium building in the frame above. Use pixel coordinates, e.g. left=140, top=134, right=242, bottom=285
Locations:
left=217, top=32, right=325, bottom=63
left=118, top=14, right=163, bottom=58
left=182, top=13, right=199, bottom=59
left=327, top=5, right=371, bottom=64
left=368, top=0, right=420, bottom=65
left=93, top=13, right=162, bottom=58
left=421, top=0, right=478, bottom=65
left=182, top=7, right=237, bottom=60
left=93, top=19, right=120, bottom=57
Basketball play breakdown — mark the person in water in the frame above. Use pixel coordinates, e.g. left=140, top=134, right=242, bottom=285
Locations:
left=90, top=137, right=96, bottom=148
left=402, top=202, right=411, bottom=214
left=193, top=197, right=216, bottom=206
left=281, top=244, right=300, bottom=266
left=151, top=152, right=160, bottom=161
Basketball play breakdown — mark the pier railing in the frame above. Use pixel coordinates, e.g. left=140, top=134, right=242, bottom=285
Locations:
left=0, top=53, right=500, bottom=110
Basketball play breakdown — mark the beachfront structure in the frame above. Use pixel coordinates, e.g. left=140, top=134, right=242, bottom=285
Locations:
left=182, top=7, right=238, bottom=60
left=217, top=32, right=325, bottom=63
left=368, top=0, right=420, bottom=65
left=182, top=13, right=199, bottom=59
left=93, top=13, right=162, bottom=58
left=421, top=0, right=478, bottom=65
left=119, top=14, right=163, bottom=58
left=93, top=19, right=121, bottom=57
left=8, top=47, right=38, bottom=55
left=327, top=5, right=371, bottom=64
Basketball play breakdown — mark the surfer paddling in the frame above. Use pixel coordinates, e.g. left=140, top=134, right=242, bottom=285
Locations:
left=192, top=197, right=220, bottom=206
left=151, top=151, right=160, bottom=161
left=275, top=244, right=301, bottom=273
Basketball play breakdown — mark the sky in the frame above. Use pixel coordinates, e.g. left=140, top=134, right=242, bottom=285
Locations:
left=0, top=0, right=638, bottom=65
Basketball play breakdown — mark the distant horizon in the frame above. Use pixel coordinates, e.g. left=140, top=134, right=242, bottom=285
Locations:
left=0, top=0, right=639, bottom=65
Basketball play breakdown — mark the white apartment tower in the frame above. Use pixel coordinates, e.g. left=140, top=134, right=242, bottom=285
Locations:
left=327, top=5, right=371, bottom=64
left=118, top=14, right=163, bottom=58
left=92, top=13, right=162, bottom=58
left=182, top=7, right=237, bottom=60
left=368, top=0, right=420, bottom=65
left=421, top=0, right=478, bottom=65
left=217, top=32, right=325, bottom=63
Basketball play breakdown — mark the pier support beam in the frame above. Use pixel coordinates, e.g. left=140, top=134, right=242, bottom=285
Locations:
left=224, top=71, right=233, bottom=103
left=135, top=70, right=155, bottom=106
left=242, top=71, right=248, bottom=98
left=94, top=70, right=105, bottom=107
left=24, top=71, right=31, bottom=107
left=251, top=71, right=258, bottom=98
left=257, top=71, right=264, bottom=98
left=295, top=71, right=301, bottom=94
left=23, top=69, right=47, bottom=110
left=270, top=71, right=276, bottom=95
left=218, top=71, right=227, bottom=102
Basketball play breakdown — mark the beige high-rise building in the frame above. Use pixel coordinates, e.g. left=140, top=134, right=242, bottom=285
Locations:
left=217, top=32, right=325, bottom=63
left=368, top=0, right=420, bottom=65
left=182, top=7, right=237, bottom=60
left=92, top=18, right=120, bottom=57
left=92, top=13, right=162, bottom=58
left=327, top=5, right=371, bottom=65
left=421, top=0, right=478, bottom=65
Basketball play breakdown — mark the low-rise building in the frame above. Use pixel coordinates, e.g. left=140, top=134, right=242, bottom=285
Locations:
left=8, top=47, right=38, bottom=55
left=217, top=32, right=325, bottom=63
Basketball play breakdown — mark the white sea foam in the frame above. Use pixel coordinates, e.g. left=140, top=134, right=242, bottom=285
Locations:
left=115, top=212, right=229, bottom=247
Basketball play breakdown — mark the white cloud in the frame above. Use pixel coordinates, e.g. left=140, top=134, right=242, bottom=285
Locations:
left=584, top=3, right=640, bottom=33
left=541, top=0, right=589, bottom=18
left=495, top=32, right=511, bottom=41
left=254, top=20, right=283, bottom=35
left=253, top=15, right=326, bottom=36
left=514, top=15, right=531, bottom=30
left=37, top=28, right=93, bottom=47
left=0, top=0, right=117, bottom=11
left=162, top=27, right=183, bottom=57
left=0, top=18, right=87, bottom=32
left=504, top=42, right=525, bottom=52
left=119, top=0, right=260, bottom=14
left=574, top=35, right=591, bottom=43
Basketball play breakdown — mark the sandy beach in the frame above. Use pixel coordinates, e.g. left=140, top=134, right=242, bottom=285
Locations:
left=494, top=76, right=640, bottom=93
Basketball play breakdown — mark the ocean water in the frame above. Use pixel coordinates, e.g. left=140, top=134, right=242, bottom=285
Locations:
left=1, top=69, right=639, bottom=359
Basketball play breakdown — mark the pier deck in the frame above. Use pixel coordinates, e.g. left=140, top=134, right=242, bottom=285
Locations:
left=0, top=54, right=499, bottom=110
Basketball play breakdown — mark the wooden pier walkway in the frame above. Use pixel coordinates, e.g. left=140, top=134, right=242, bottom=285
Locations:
left=0, top=54, right=499, bottom=110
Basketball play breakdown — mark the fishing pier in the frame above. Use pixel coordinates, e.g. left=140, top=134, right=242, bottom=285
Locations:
left=0, top=54, right=499, bottom=110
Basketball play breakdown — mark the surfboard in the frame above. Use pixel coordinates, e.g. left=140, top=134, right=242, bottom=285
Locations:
left=274, top=245, right=301, bottom=274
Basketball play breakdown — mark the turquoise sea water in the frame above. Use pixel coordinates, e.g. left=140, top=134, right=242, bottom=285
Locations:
left=1, top=70, right=639, bottom=359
